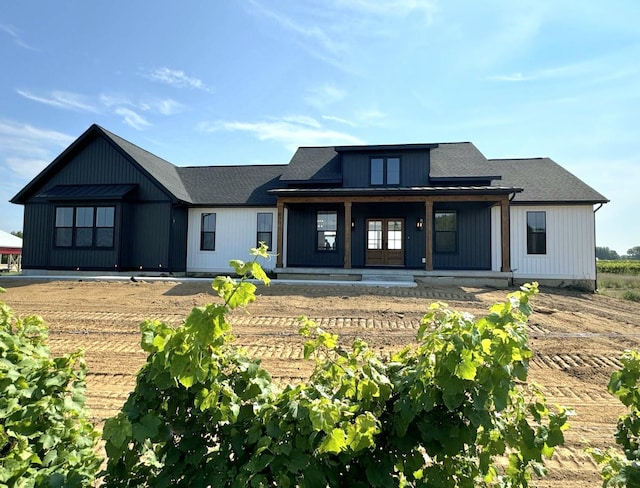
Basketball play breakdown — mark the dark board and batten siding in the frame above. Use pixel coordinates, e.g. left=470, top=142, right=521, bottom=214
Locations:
left=350, top=202, right=425, bottom=269
left=433, top=204, right=491, bottom=270
left=38, top=137, right=170, bottom=201
left=286, top=205, right=345, bottom=267
left=20, top=135, right=187, bottom=272
left=284, top=202, right=492, bottom=271
left=341, top=151, right=430, bottom=188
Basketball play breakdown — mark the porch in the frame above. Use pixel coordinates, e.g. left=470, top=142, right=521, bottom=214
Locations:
left=274, top=266, right=512, bottom=288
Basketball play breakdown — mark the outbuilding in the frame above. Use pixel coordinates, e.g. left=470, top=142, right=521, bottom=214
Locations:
left=0, top=229, right=22, bottom=272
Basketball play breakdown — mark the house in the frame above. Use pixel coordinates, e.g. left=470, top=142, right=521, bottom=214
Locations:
left=10, top=124, right=608, bottom=289
left=0, top=229, right=22, bottom=271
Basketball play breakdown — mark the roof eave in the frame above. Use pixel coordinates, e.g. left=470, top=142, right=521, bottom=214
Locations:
left=335, top=143, right=438, bottom=152
left=512, top=199, right=610, bottom=205
left=10, top=124, right=103, bottom=204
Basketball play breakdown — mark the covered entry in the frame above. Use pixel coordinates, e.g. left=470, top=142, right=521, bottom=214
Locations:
left=366, top=218, right=404, bottom=266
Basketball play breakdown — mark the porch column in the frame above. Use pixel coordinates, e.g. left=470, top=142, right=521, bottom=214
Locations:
left=500, top=197, right=511, bottom=272
left=344, top=200, right=352, bottom=269
left=276, top=200, right=285, bottom=268
left=424, top=200, right=433, bottom=271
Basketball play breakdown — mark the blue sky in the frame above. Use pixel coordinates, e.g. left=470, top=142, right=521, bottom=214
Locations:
left=1, top=1, right=638, bottom=254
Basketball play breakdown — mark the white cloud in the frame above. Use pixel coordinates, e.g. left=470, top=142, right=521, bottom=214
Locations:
left=151, top=98, right=185, bottom=115
left=0, top=23, right=37, bottom=51
left=199, top=116, right=364, bottom=151
left=17, top=89, right=98, bottom=112
left=322, top=115, right=357, bottom=127
left=0, top=120, right=73, bottom=180
left=101, top=94, right=185, bottom=116
left=114, top=108, right=151, bottom=130
left=147, top=67, right=212, bottom=92
left=354, top=108, right=386, bottom=126
left=333, top=0, right=438, bottom=21
left=305, top=83, right=346, bottom=109
left=6, top=157, right=48, bottom=179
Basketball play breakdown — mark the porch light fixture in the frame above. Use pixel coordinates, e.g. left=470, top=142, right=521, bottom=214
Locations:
left=351, top=219, right=355, bottom=229
left=416, top=218, right=424, bottom=231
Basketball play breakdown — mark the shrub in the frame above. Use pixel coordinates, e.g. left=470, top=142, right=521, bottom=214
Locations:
left=0, top=288, right=101, bottom=487
left=622, top=291, right=640, bottom=303
left=597, top=261, right=640, bottom=276
left=589, top=350, right=640, bottom=487
left=103, top=245, right=568, bottom=487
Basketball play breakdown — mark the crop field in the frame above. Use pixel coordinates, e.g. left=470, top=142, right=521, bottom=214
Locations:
left=2, top=277, right=640, bottom=486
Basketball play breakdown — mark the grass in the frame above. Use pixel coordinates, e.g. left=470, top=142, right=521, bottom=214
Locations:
left=598, top=272, right=640, bottom=301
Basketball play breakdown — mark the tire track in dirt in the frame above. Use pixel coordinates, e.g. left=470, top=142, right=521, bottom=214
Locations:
left=6, top=281, right=640, bottom=488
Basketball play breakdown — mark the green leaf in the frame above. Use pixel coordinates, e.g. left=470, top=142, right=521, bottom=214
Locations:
left=319, top=428, right=347, bottom=454
left=455, top=358, right=477, bottom=380
left=132, top=413, right=162, bottom=442
left=103, top=414, right=132, bottom=448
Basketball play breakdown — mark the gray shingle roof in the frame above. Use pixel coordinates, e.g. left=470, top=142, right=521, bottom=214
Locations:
left=99, top=126, right=193, bottom=203
left=429, top=142, right=496, bottom=179
left=279, top=147, right=341, bottom=182
left=11, top=125, right=608, bottom=207
left=485, top=158, right=608, bottom=203
left=178, top=165, right=287, bottom=205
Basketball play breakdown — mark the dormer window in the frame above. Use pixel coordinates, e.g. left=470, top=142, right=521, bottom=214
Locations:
left=370, top=157, right=400, bottom=185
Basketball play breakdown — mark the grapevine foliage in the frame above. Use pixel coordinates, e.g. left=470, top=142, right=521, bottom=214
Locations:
left=589, top=350, right=640, bottom=487
left=103, top=245, right=568, bottom=487
left=0, top=288, right=101, bottom=487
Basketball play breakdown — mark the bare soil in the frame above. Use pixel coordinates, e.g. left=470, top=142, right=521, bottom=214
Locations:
left=3, top=277, right=640, bottom=486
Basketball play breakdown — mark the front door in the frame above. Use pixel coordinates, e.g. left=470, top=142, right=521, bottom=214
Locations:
left=366, top=219, right=404, bottom=266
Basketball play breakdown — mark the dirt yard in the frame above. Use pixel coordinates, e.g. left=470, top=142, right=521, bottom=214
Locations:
left=2, top=277, right=640, bottom=486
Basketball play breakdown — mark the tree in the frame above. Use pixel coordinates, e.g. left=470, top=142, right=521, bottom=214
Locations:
left=627, top=246, right=640, bottom=260
left=9, top=231, right=22, bottom=239
left=596, top=247, right=620, bottom=260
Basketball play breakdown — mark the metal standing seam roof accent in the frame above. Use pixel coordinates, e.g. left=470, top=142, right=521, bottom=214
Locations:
left=35, top=184, right=137, bottom=200
left=270, top=185, right=523, bottom=195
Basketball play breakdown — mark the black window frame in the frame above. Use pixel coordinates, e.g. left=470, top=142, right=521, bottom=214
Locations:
left=434, top=210, right=457, bottom=254
left=316, top=210, right=338, bottom=252
left=54, top=206, right=115, bottom=249
left=370, top=156, right=401, bottom=186
left=200, top=213, right=216, bottom=251
left=256, top=212, right=273, bottom=250
left=527, top=211, right=547, bottom=255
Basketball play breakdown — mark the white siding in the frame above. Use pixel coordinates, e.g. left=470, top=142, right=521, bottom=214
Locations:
left=187, top=207, right=278, bottom=273
left=491, top=205, right=502, bottom=272
left=510, top=205, right=596, bottom=280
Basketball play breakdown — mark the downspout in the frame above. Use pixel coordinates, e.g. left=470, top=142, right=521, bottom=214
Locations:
left=593, top=203, right=604, bottom=292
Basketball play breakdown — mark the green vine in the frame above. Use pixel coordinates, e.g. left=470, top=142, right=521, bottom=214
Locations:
left=103, top=247, right=568, bottom=487
left=0, top=288, right=101, bottom=487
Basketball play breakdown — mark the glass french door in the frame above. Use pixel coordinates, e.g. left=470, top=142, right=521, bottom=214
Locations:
left=366, top=219, right=404, bottom=266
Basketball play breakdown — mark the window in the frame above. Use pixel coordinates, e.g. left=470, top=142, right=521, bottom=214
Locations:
left=96, top=207, right=115, bottom=247
left=317, top=211, right=337, bottom=251
left=527, top=211, right=546, bottom=254
left=370, top=157, right=400, bottom=185
left=257, top=212, right=273, bottom=249
left=201, top=213, right=216, bottom=251
left=75, top=207, right=94, bottom=247
left=434, top=211, right=457, bottom=253
left=55, top=206, right=115, bottom=248
left=55, top=207, right=73, bottom=247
